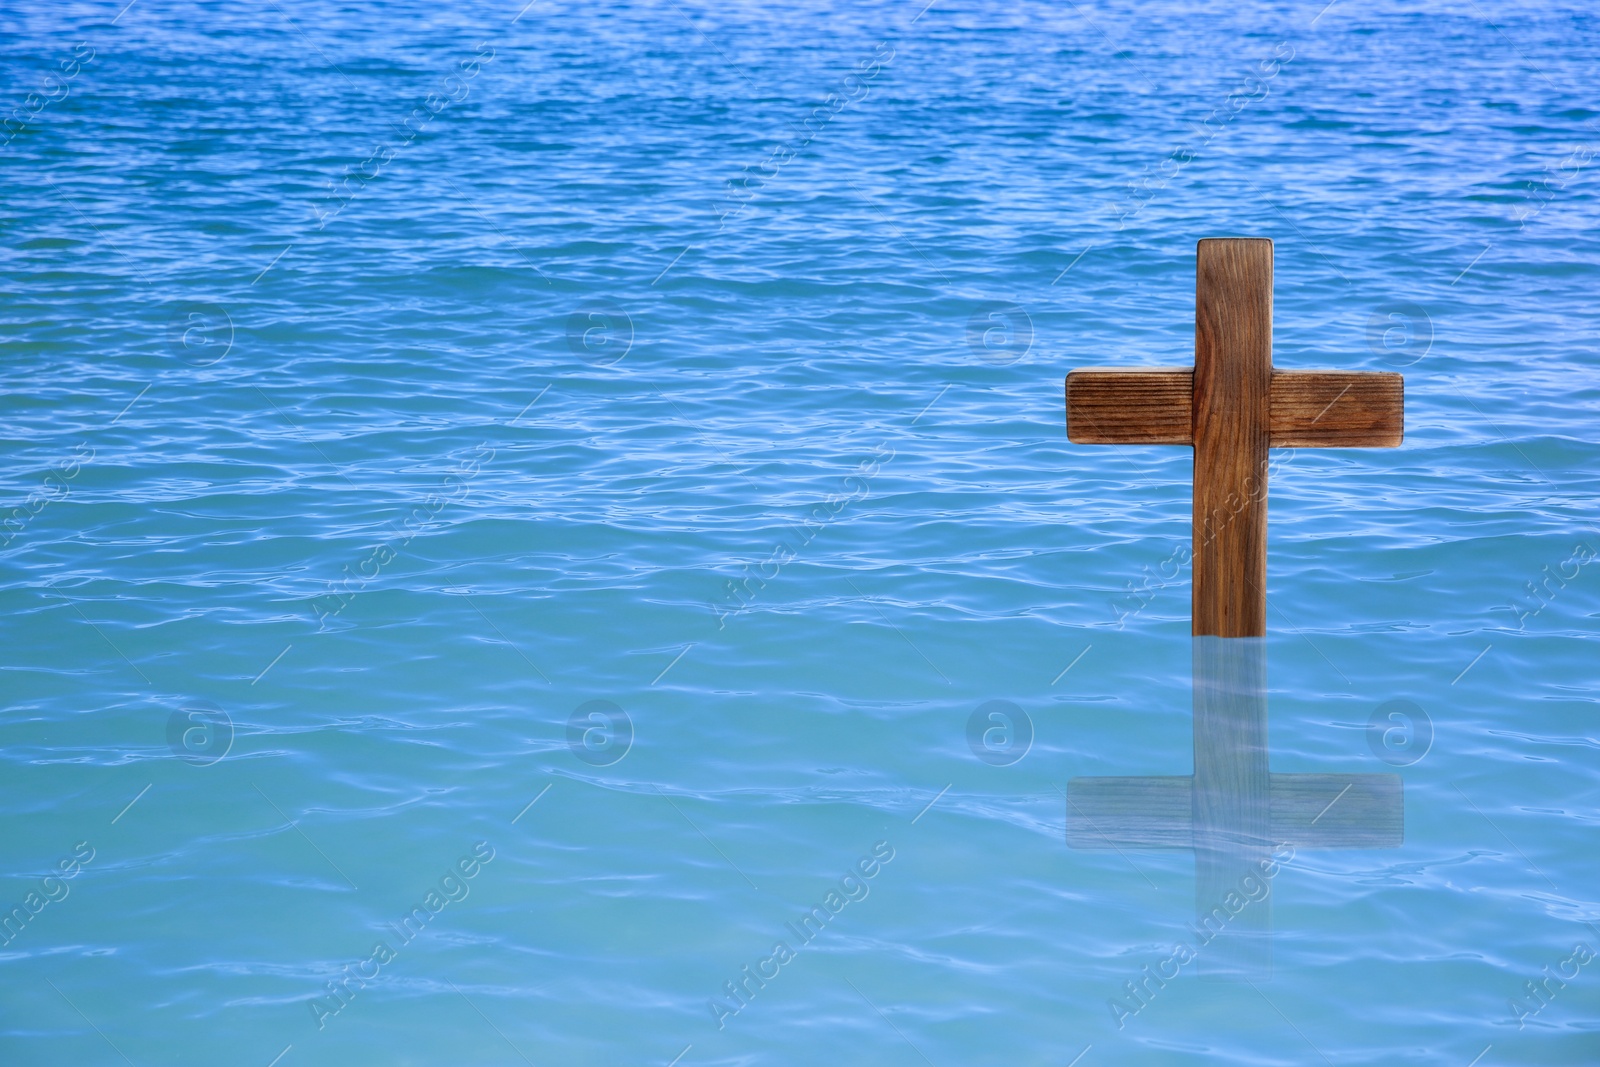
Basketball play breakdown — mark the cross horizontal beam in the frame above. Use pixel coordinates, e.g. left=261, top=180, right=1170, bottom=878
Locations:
left=1065, top=369, right=1403, bottom=448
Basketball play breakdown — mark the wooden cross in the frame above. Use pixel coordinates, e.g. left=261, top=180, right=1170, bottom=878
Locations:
left=1065, top=237, right=1403, bottom=637
left=1063, top=240, right=1406, bottom=973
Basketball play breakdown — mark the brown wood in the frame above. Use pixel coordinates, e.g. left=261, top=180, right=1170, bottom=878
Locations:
left=1064, top=366, right=1404, bottom=448
left=1066, top=369, right=1192, bottom=444
left=1062, top=237, right=1406, bottom=638
left=1193, top=238, right=1273, bottom=638
left=1269, top=370, right=1403, bottom=447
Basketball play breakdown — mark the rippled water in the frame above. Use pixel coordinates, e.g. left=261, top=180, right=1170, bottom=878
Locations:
left=3, top=1, right=1599, bottom=1064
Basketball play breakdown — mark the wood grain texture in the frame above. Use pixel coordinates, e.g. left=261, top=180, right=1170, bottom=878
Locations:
left=1269, top=370, right=1404, bottom=447
left=1065, top=368, right=1193, bottom=444
left=1192, top=238, right=1273, bottom=638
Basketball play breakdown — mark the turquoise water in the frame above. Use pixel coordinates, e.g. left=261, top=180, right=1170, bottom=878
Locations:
left=3, top=1, right=1599, bottom=1063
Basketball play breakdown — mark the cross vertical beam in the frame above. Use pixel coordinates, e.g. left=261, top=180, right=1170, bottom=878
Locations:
left=1193, top=238, right=1272, bottom=638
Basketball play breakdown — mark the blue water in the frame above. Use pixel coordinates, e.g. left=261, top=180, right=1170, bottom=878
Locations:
left=3, top=1, right=1599, bottom=1063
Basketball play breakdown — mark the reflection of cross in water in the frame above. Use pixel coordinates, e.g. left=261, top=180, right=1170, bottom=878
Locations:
left=1069, top=639, right=1401, bottom=973
left=1063, top=240, right=1405, bottom=973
